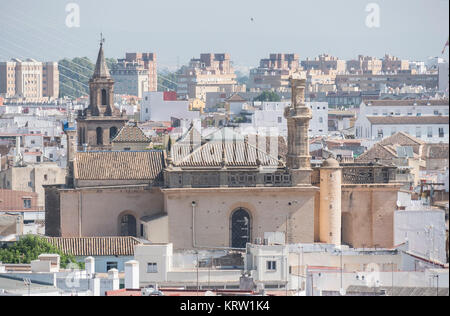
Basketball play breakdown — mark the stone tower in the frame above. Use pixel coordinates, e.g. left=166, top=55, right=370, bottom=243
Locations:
left=319, top=158, right=342, bottom=245
left=63, top=117, right=77, bottom=187
left=284, top=78, right=312, bottom=185
left=76, top=38, right=128, bottom=151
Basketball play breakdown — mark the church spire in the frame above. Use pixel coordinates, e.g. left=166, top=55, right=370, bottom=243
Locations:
left=93, top=33, right=111, bottom=79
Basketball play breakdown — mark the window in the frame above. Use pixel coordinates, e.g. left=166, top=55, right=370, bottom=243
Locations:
left=416, top=127, right=422, bottom=138
left=96, top=127, right=103, bottom=145
left=377, top=129, right=384, bottom=138
left=277, top=117, right=282, bottom=124
left=427, top=127, right=433, bottom=138
left=391, top=127, right=396, bottom=135
left=319, top=117, right=323, bottom=123
left=147, top=263, right=158, bottom=273
left=107, top=262, right=118, bottom=271
left=266, top=261, right=277, bottom=271
left=44, top=174, right=48, bottom=181
left=23, top=199, right=31, bottom=209
left=439, top=128, right=444, bottom=138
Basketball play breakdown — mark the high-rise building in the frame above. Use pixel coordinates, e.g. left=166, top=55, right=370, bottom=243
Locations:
left=177, top=53, right=245, bottom=101
left=0, top=58, right=59, bottom=99
left=124, top=53, right=157, bottom=92
left=110, top=61, right=149, bottom=98
left=249, top=54, right=300, bottom=92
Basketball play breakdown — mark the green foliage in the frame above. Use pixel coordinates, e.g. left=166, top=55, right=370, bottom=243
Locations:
left=58, top=57, right=94, bottom=99
left=254, top=91, right=281, bottom=102
left=58, top=57, right=117, bottom=99
left=0, top=235, right=83, bottom=269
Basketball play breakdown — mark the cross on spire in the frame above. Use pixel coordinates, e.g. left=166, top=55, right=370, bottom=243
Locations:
left=100, top=33, right=105, bottom=47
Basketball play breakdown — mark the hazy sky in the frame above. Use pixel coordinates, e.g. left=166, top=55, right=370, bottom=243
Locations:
left=0, top=0, right=448, bottom=71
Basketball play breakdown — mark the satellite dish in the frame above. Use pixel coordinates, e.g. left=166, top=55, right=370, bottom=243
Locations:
left=205, top=291, right=216, bottom=296
left=339, top=288, right=346, bottom=296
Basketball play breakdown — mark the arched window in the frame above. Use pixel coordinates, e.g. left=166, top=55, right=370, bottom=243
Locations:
left=110, top=126, right=118, bottom=141
left=230, top=208, right=251, bottom=249
left=120, top=214, right=137, bottom=237
left=101, top=89, right=107, bottom=106
left=96, top=127, right=103, bottom=145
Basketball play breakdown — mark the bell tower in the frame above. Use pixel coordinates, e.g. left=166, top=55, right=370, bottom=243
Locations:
left=284, top=78, right=312, bottom=185
left=76, top=35, right=128, bottom=151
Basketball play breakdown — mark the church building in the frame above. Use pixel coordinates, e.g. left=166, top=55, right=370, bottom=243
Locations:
left=45, top=42, right=402, bottom=250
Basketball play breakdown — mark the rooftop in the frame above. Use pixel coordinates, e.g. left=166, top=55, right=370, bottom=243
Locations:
left=74, top=151, right=165, bottom=181
left=45, top=236, right=143, bottom=257
left=367, top=116, right=449, bottom=125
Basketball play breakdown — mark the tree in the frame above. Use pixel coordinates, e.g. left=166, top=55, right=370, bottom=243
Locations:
left=58, top=57, right=117, bottom=99
left=0, top=235, right=83, bottom=269
left=254, top=91, right=281, bottom=102
left=158, top=70, right=178, bottom=92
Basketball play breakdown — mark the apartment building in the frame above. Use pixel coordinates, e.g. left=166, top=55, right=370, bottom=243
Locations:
left=301, top=54, right=346, bottom=75
left=347, top=55, right=382, bottom=74
left=122, top=53, right=157, bottom=92
left=335, top=72, right=439, bottom=91
left=382, top=54, right=410, bottom=73
left=0, top=59, right=59, bottom=99
left=249, top=54, right=300, bottom=92
left=355, top=99, right=449, bottom=141
left=42, top=62, right=59, bottom=98
left=110, top=61, right=149, bottom=98
left=177, top=53, right=244, bottom=101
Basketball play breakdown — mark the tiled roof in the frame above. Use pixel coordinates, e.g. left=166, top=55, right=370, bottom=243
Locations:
left=225, top=94, right=247, bottom=102
left=112, top=125, right=151, bottom=143
left=45, top=237, right=142, bottom=256
left=356, top=143, right=398, bottom=162
left=367, top=116, right=449, bottom=125
left=379, top=132, right=425, bottom=146
left=175, top=140, right=284, bottom=168
left=422, top=143, right=449, bottom=159
left=74, top=151, right=164, bottom=181
left=365, top=99, right=449, bottom=106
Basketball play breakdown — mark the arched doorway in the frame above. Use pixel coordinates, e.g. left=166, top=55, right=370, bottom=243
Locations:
left=230, top=208, right=251, bottom=249
left=119, top=214, right=137, bottom=237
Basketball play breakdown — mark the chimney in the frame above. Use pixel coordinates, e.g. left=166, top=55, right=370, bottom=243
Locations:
left=14, top=136, right=23, bottom=167
left=125, top=260, right=140, bottom=290
left=108, top=268, right=120, bottom=291
left=85, top=257, right=95, bottom=276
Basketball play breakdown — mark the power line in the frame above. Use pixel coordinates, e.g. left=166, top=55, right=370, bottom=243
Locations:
left=0, top=10, right=97, bottom=75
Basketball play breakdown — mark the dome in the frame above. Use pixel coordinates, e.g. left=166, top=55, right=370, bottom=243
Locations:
left=322, top=158, right=340, bottom=168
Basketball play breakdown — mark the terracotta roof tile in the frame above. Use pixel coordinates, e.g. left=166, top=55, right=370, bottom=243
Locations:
left=112, top=125, right=151, bottom=143
left=175, top=141, right=283, bottom=168
left=45, top=237, right=142, bottom=256
left=74, top=151, right=164, bottom=181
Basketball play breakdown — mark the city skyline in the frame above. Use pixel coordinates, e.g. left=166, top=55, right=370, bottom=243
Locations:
left=0, top=0, right=448, bottom=71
